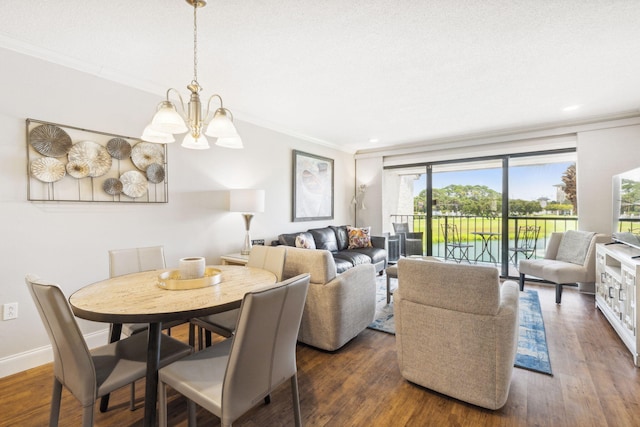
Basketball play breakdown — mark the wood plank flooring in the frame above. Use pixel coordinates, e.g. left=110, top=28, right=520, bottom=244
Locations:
left=1, top=282, right=639, bottom=426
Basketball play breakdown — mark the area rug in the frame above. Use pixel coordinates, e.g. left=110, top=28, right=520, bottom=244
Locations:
left=367, top=276, right=553, bottom=375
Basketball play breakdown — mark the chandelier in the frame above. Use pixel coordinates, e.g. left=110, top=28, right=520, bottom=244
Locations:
left=141, top=0, right=242, bottom=150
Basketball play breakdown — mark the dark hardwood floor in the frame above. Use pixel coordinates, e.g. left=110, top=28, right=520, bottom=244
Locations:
left=1, top=281, right=639, bottom=426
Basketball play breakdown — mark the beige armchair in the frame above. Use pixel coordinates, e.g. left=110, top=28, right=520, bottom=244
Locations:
left=282, top=246, right=376, bottom=351
left=394, top=258, right=519, bottom=410
left=519, top=231, right=610, bottom=303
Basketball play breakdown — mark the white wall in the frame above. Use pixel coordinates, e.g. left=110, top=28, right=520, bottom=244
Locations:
left=577, top=124, right=640, bottom=232
left=0, top=48, right=355, bottom=376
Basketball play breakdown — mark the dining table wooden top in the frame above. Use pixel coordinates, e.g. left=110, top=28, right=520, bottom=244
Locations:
left=69, top=265, right=277, bottom=324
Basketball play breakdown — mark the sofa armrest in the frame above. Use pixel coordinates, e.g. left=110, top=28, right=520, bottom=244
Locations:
left=371, top=235, right=387, bottom=250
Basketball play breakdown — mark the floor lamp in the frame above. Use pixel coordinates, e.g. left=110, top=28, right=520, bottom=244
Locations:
left=230, top=189, right=265, bottom=255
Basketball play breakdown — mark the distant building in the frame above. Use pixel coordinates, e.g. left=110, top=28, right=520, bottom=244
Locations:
left=553, top=183, right=567, bottom=203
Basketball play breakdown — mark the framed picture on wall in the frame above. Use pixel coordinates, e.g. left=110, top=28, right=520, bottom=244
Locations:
left=292, top=150, right=334, bottom=222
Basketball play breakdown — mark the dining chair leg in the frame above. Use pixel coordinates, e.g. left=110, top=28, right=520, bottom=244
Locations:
left=188, top=323, right=196, bottom=348
left=50, top=378, right=63, bottom=427
left=158, top=382, right=168, bottom=427
left=291, top=373, right=302, bottom=427
left=188, top=399, right=197, bottom=427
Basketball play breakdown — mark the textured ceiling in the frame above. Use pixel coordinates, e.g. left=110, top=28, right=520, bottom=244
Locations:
left=2, top=0, right=640, bottom=152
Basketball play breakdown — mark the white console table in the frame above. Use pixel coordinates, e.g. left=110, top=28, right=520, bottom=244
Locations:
left=595, top=243, right=640, bottom=366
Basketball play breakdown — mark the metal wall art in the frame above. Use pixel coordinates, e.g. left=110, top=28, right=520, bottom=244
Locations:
left=292, top=149, right=334, bottom=222
left=26, top=119, right=168, bottom=203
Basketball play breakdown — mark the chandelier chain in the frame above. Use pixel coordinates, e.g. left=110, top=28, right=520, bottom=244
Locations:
left=193, top=1, right=198, bottom=83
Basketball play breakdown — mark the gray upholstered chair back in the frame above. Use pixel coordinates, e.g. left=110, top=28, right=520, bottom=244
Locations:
left=395, top=258, right=519, bottom=410
left=393, top=222, right=410, bottom=234
left=108, top=245, right=165, bottom=278
left=221, top=273, right=310, bottom=424
left=247, top=245, right=287, bottom=281
left=25, top=275, right=97, bottom=405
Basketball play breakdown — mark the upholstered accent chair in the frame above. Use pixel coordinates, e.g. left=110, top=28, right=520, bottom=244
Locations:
left=394, top=258, right=519, bottom=410
left=519, top=231, right=610, bottom=303
left=392, top=222, right=424, bottom=257
left=282, top=246, right=376, bottom=351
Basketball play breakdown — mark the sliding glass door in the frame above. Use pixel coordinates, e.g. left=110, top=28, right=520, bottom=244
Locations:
left=384, top=149, right=577, bottom=278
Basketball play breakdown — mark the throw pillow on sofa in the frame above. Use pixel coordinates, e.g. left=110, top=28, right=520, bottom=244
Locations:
left=347, top=226, right=372, bottom=249
left=295, top=233, right=316, bottom=249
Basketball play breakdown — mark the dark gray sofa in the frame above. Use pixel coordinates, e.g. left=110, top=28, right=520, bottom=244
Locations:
left=277, top=225, right=387, bottom=274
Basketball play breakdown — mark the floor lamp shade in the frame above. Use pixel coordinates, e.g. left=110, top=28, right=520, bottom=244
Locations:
left=229, top=190, right=265, bottom=255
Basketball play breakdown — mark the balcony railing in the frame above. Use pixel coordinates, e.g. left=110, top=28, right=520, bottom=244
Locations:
left=390, top=214, right=578, bottom=266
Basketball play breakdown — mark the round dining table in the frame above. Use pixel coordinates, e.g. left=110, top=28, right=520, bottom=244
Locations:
left=69, top=264, right=277, bottom=427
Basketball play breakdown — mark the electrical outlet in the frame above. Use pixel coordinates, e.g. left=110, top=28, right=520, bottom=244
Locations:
left=3, top=302, right=18, bottom=320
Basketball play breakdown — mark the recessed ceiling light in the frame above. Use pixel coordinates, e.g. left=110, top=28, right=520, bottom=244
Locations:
left=369, top=138, right=379, bottom=144
left=562, top=104, right=582, bottom=112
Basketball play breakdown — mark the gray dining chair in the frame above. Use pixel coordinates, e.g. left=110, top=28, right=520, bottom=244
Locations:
left=159, top=273, right=310, bottom=427
left=109, top=245, right=176, bottom=337
left=189, top=245, right=287, bottom=349
left=25, top=274, right=192, bottom=427
left=109, top=245, right=187, bottom=409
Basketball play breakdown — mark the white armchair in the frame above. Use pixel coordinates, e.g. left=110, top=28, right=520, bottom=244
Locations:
left=394, top=258, right=519, bottom=410
left=519, top=231, right=610, bottom=303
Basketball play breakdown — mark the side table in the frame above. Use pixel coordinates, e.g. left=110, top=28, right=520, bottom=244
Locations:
left=220, top=253, right=250, bottom=266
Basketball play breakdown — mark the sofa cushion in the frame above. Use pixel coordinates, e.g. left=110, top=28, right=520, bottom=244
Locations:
left=347, top=226, right=372, bottom=249
left=556, top=230, right=595, bottom=265
left=347, top=247, right=387, bottom=265
left=334, top=251, right=373, bottom=267
left=308, top=227, right=338, bottom=252
left=295, top=233, right=316, bottom=249
left=333, top=257, right=354, bottom=274
left=330, top=225, right=350, bottom=251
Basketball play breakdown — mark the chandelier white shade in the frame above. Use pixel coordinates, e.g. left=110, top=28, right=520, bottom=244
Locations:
left=141, top=0, right=242, bottom=150
left=141, top=125, right=176, bottom=144
left=181, top=133, right=210, bottom=150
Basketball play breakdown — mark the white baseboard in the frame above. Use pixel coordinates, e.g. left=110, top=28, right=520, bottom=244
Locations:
left=0, top=329, right=109, bottom=378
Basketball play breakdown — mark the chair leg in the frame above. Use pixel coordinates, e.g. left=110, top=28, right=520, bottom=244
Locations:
left=291, top=373, right=302, bottom=427
left=519, top=273, right=525, bottom=291
left=188, top=323, right=196, bottom=348
left=205, top=330, right=212, bottom=348
left=129, top=382, right=136, bottom=411
left=50, top=378, right=62, bottom=427
left=556, top=284, right=563, bottom=304
left=81, top=404, right=93, bottom=427
left=158, top=381, right=168, bottom=427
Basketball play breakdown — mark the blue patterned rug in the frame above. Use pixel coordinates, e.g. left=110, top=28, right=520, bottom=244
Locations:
left=367, top=278, right=553, bottom=375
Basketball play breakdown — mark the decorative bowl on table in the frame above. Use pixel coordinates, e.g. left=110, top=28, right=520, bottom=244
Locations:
left=157, top=267, right=222, bottom=290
